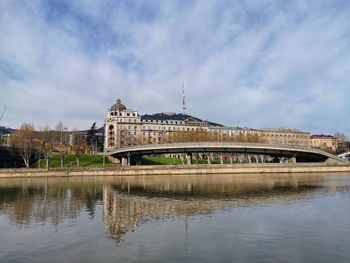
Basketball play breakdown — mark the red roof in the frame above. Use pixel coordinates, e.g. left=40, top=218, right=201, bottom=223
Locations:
left=310, top=134, right=335, bottom=139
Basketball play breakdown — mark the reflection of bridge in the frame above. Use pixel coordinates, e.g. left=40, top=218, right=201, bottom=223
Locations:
left=108, top=142, right=346, bottom=166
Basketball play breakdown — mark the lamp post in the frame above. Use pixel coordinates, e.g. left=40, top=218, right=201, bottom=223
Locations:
left=103, top=150, right=106, bottom=167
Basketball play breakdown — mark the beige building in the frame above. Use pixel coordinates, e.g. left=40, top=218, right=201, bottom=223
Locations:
left=104, top=99, right=214, bottom=151
left=104, top=99, right=311, bottom=151
left=261, top=128, right=310, bottom=147
left=208, top=126, right=262, bottom=142
left=310, top=134, right=337, bottom=153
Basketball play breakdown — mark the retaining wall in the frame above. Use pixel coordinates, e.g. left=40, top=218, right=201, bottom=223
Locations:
left=1, top=163, right=350, bottom=178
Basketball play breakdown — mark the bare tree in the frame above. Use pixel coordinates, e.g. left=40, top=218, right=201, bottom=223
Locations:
left=71, top=131, right=87, bottom=168
left=334, top=132, right=349, bottom=154
left=11, top=124, right=38, bottom=168
left=55, top=121, right=67, bottom=167
left=334, top=132, right=348, bottom=141
left=37, top=126, right=55, bottom=170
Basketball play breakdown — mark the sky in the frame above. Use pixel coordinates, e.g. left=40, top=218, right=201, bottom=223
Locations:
left=0, top=0, right=350, bottom=135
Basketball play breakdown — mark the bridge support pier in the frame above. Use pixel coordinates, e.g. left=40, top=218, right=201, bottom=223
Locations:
left=121, top=157, right=128, bottom=166
left=288, top=157, right=296, bottom=164
left=186, top=153, right=192, bottom=165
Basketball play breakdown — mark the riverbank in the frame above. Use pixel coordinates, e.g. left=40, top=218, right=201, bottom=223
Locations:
left=0, top=162, right=350, bottom=178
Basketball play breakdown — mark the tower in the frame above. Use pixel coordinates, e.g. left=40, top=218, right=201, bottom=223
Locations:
left=182, top=82, right=187, bottom=114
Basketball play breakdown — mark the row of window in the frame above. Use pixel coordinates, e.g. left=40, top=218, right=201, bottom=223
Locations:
left=142, top=119, right=185, bottom=125
left=110, top=111, right=138, bottom=117
left=264, top=134, right=309, bottom=139
left=267, top=140, right=309, bottom=145
left=311, top=140, right=336, bottom=146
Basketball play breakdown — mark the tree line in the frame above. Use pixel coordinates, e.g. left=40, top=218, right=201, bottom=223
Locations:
left=9, top=122, right=101, bottom=168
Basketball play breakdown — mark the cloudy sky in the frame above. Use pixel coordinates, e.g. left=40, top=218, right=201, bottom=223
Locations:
left=0, top=0, right=350, bottom=135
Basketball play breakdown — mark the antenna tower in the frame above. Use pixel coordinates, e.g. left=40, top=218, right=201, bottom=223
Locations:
left=182, top=82, right=187, bottom=114
left=0, top=105, right=6, bottom=123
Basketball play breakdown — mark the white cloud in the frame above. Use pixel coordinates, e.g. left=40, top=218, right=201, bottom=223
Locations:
left=0, top=0, right=350, bottom=136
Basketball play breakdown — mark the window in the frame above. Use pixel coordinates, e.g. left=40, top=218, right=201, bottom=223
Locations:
left=108, top=125, right=115, bottom=147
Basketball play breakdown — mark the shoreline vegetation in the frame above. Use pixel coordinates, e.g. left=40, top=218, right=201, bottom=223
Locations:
left=34, top=154, right=226, bottom=169
left=35, top=154, right=114, bottom=168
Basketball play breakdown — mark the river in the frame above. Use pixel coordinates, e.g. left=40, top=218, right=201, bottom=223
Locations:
left=0, top=173, right=350, bottom=262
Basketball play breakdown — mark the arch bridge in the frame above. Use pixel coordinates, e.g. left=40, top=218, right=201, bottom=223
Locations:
left=107, top=142, right=346, bottom=166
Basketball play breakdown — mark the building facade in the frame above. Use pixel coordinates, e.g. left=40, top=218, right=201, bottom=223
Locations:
left=104, top=99, right=216, bottom=151
left=261, top=128, right=310, bottom=147
left=310, top=134, right=337, bottom=153
left=104, top=99, right=310, bottom=151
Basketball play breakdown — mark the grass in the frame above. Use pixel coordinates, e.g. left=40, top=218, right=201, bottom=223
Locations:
left=36, top=154, right=113, bottom=168
left=35, top=155, right=234, bottom=168
left=141, top=156, right=183, bottom=165
left=141, top=156, right=225, bottom=165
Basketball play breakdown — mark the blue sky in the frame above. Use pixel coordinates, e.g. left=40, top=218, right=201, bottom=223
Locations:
left=0, top=0, right=350, bottom=135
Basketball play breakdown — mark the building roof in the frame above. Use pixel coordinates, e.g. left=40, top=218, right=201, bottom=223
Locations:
left=110, top=99, right=126, bottom=111
left=261, top=127, right=308, bottom=133
left=0, top=126, right=14, bottom=135
left=141, top=112, right=223, bottom=127
left=311, top=134, right=335, bottom=139
left=142, top=113, right=192, bottom=121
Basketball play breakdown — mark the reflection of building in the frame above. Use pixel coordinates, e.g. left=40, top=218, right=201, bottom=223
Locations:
left=261, top=128, right=310, bottom=147
left=102, top=175, right=324, bottom=244
left=104, top=100, right=311, bottom=151
left=103, top=185, right=214, bottom=244
left=0, top=176, right=326, bottom=246
left=311, top=134, right=337, bottom=153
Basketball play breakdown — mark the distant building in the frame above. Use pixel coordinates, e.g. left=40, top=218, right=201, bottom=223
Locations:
left=310, top=134, right=337, bottom=153
left=104, top=99, right=216, bottom=151
left=207, top=126, right=262, bottom=141
left=261, top=128, right=310, bottom=147
left=0, top=126, right=14, bottom=147
left=104, top=99, right=310, bottom=151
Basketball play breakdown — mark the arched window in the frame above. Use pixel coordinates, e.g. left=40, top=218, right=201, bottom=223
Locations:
left=108, top=125, right=115, bottom=147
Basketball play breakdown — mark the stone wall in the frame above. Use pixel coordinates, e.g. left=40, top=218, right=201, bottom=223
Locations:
left=1, top=163, right=350, bottom=178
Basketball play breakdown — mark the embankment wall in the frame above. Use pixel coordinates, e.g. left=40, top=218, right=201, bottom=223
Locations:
left=0, top=163, right=350, bottom=178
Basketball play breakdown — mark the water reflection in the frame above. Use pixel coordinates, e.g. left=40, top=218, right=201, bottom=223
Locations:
left=0, top=178, right=103, bottom=226
left=0, top=174, right=348, bottom=244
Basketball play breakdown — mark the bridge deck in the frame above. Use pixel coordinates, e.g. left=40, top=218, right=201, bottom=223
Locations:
left=107, top=142, right=346, bottom=164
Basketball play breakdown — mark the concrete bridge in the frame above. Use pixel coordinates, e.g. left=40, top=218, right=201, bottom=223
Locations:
left=107, top=142, right=346, bottom=166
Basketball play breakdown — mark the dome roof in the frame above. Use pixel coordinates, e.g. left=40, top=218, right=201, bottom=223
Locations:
left=110, top=99, right=126, bottom=111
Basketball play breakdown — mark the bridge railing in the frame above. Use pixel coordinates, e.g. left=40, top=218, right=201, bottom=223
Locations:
left=107, top=141, right=346, bottom=163
left=112, top=141, right=323, bottom=154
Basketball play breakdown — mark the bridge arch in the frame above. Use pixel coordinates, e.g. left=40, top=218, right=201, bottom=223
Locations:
left=107, top=142, right=346, bottom=166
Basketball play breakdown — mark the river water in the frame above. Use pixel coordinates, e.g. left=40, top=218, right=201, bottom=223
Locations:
left=0, top=173, right=350, bottom=262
